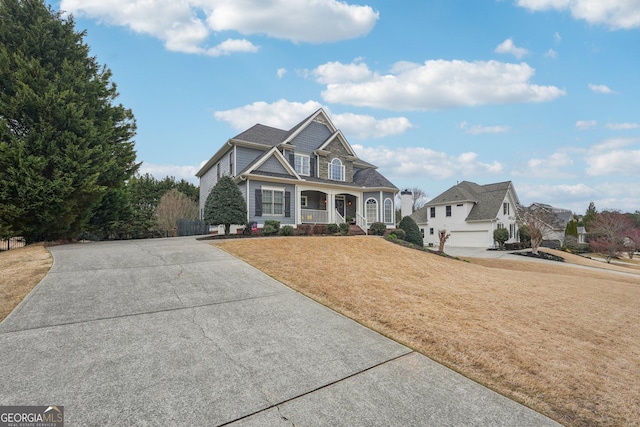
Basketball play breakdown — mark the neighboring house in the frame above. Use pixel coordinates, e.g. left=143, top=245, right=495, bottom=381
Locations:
left=577, top=226, right=587, bottom=244
left=196, top=109, right=398, bottom=232
left=527, top=203, right=573, bottom=248
left=409, top=180, right=521, bottom=248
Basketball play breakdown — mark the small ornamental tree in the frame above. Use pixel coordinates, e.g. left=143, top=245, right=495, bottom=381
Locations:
left=398, top=216, right=423, bottom=247
left=438, top=229, right=451, bottom=252
left=494, top=228, right=509, bottom=250
left=204, top=176, right=247, bottom=235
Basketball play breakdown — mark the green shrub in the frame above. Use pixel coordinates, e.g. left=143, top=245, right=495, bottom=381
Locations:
left=339, top=223, right=350, bottom=235
left=392, top=228, right=406, bottom=240
left=398, top=216, right=423, bottom=247
left=264, top=220, right=280, bottom=233
left=493, top=228, right=509, bottom=249
left=370, top=222, right=387, bottom=236
left=388, top=233, right=397, bottom=240
left=262, top=224, right=278, bottom=236
left=327, top=223, right=339, bottom=234
left=280, top=225, right=294, bottom=236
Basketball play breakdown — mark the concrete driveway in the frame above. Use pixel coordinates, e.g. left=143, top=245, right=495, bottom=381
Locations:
left=0, top=237, right=560, bottom=426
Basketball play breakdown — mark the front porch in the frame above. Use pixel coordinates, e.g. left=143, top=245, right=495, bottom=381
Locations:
left=298, top=190, right=367, bottom=230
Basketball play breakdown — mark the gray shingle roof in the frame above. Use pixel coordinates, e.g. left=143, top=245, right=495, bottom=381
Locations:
left=232, top=124, right=289, bottom=146
left=413, top=180, right=514, bottom=222
left=353, top=168, right=398, bottom=189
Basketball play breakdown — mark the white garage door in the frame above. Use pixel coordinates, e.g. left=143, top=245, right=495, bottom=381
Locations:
left=448, top=230, right=489, bottom=248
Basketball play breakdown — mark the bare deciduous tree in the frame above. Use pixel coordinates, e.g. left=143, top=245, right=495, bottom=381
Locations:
left=411, top=187, right=429, bottom=212
left=155, top=189, right=199, bottom=235
left=589, top=211, right=635, bottom=263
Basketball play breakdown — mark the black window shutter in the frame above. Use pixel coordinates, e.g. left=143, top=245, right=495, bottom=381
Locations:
left=310, top=158, right=316, bottom=177
left=284, top=191, right=291, bottom=217
left=255, top=189, right=262, bottom=216
left=289, top=153, right=295, bottom=167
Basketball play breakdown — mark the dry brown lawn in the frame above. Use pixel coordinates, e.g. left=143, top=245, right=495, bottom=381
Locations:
left=216, top=236, right=640, bottom=427
left=0, top=244, right=52, bottom=322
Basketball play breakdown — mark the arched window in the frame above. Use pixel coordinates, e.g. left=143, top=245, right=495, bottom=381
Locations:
left=366, top=198, right=378, bottom=224
left=384, top=198, right=393, bottom=223
left=328, top=158, right=344, bottom=181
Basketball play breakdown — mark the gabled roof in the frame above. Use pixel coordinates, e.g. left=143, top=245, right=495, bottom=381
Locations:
left=241, top=146, right=301, bottom=179
left=414, top=180, right=518, bottom=223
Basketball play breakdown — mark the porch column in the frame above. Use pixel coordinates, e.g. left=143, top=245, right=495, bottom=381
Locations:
left=326, top=190, right=334, bottom=223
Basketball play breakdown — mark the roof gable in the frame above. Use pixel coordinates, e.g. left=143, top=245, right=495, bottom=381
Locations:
left=242, top=146, right=301, bottom=179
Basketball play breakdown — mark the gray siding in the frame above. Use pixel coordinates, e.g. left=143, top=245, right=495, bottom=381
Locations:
left=236, top=146, right=265, bottom=174
left=256, top=156, right=289, bottom=174
left=247, top=180, right=296, bottom=226
left=290, top=121, right=332, bottom=154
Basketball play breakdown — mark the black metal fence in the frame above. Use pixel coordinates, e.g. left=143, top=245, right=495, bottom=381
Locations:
left=176, top=219, right=209, bottom=236
left=0, top=237, right=27, bottom=251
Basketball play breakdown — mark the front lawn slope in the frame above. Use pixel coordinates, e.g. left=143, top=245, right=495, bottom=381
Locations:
left=216, top=236, right=640, bottom=427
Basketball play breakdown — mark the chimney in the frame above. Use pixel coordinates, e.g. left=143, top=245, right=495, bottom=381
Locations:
left=401, top=189, right=413, bottom=219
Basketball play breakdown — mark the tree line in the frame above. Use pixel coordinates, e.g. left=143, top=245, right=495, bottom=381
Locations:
left=0, top=0, right=200, bottom=243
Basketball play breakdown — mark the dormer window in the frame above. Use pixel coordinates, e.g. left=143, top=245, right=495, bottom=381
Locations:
left=328, top=158, right=345, bottom=181
left=294, top=153, right=310, bottom=176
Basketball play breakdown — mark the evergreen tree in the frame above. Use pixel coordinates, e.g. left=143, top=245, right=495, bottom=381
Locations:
left=398, top=216, right=423, bottom=247
left=582, top=202, right=597, bottom=232
left=0, top=0, right=137, bottom=242
left=204, top=176, right=246, bottom=235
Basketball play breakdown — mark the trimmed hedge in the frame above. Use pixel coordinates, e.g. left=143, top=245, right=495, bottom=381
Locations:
left=398, top=216, right=423, bottom=247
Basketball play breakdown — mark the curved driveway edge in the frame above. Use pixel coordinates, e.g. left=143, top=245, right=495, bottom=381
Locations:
left=0, top=237, right=560, bottom=426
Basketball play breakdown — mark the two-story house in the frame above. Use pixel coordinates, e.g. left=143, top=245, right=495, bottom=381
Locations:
left=196, top=109, right=398, bottom=232
left=409, top=180, right=521, bottom=248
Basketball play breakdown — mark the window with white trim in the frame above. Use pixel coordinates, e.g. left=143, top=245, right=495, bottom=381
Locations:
left=328, top=158, right=345, bottom=181
left=503, top=202, right=510, bottom=215
left=294, top=154, right=310, bottom=176
left=365, top=198, right=378, bottom=223
left=383, top=198, right=393, bottom=223
left=300, top=196, right=308, bottom=207
left=262, top=188, right=284, bottom=216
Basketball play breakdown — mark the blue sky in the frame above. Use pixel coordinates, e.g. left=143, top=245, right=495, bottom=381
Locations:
left=50, top=0, right=639, bottom=213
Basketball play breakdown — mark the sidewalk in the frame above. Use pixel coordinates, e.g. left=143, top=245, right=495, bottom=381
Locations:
left=0, top=237, right=560, bottom=426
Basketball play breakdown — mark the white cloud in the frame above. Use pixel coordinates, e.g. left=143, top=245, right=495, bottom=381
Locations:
left=545, top=48, right=558, bottom=58
left=514, top=152, right=575, bottom=178
left=331, top=113, right=414, bottom=139
left=576, top=120, right=597, bottom=130
left=606, top=122, right=640, bottom=130
left=516, top=0, right=640, bottom=30
left=588, top=83, right=614, bottom=94
left=554, top=32, right=562, bottom=42
left=518, top=182, right=640, bottom=213
left=352, top=145, right=503, bottom=180
left=277, top=68, right=287, bottom=78
left=206, top=39, right=259, bottom=56
left=213, top=99, right=413, bottom=138
left=313, top=60, right=565, bottom=111
left=495, top=38, right=529, bottom=58
left=60, top=0, right=378, bottom=55
left=312, top=61, right=374, bottom=84
left=586, top=138, right=640, bottom=176
left=138, top=163, right=201, bottom=183
left=465, top=125, right=510, bottom=135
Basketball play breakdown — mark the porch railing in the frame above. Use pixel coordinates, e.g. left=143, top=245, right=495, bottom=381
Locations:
left=355, top=212, right=368, bottom=235
left=300, top=209, right=329, bottom=224
left=335, top=210, right=345, bottom=225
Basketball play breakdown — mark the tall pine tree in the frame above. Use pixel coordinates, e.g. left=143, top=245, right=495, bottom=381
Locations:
left=0, top=0, right=138, bottom=242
